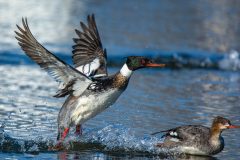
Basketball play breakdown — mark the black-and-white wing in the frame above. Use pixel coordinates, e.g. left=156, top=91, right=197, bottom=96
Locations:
left=154, top=125, right=210, bottom=141
left=72, top=14, right=107, bottom=78
left=15, top=18, right=92, bottom=97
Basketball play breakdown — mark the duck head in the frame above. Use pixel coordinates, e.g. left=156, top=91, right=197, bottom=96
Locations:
left=209, top=116, right=240, bottom=146
left=126, top=56, right=165, bottom=71
left=212, top=116, right=240, bottom=131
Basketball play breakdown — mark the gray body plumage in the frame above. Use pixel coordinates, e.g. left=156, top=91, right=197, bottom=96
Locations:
left=159, top=125, right=224, bottom=155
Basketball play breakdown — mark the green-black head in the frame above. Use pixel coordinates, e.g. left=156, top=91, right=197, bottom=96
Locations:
left=126, top=56, right=165, bottom=71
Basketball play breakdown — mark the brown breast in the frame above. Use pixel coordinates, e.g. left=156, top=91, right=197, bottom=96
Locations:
left=112, top=73, right=129, bottom=90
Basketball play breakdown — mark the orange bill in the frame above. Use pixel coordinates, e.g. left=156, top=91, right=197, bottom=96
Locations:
left=227, top=125, right=240, bottom=129
left=145, top=63, right=165, bottom=67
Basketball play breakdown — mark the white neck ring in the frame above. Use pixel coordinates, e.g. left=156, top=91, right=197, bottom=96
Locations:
left=120, top=63, right=132, bottom=78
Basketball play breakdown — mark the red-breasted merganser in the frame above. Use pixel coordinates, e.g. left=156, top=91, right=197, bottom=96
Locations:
left=152, top=116, right=240, bottom=156
left=15, top=15, right=165, bottom=145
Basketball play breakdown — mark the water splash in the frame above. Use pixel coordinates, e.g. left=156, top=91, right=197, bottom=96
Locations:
left=66, top=124, right=184, bottom=157
left=0, top=124, right=184, bottom=157
left=218, top=50, right=240, bottom=70
left=83, top=124, right=161, bottom=152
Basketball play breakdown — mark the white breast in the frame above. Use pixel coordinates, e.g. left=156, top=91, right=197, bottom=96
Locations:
left=71, top=89, right=122, bottom=125
left=178, top=146, right=207, bottom=156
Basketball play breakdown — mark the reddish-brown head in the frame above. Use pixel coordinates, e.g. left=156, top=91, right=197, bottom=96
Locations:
left=212, top=116, right=240, bottom=130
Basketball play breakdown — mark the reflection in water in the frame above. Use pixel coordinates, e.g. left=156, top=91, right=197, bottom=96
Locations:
left=176, top=154, right=218, bottom=160
left=57, top=151, right=219, bottom=160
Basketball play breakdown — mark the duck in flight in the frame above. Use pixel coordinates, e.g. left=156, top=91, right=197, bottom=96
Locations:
left=15, top=14, right=165, bottom=145
left=152, top=116, right=240, bottom=156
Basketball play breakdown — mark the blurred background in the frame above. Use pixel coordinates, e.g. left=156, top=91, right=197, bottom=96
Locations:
left=1, top=0, right=240, bottom=68
left=0, top=0, right=240, bottom=159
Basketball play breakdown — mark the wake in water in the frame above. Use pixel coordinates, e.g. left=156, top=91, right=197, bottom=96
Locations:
left=0, top=124, right=219, bottom=160
left=0, top=123, right=187, bottom=157
left=0, top=125, right=219, bottom=160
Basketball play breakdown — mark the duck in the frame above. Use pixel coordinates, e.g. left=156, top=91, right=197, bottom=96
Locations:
left=152, top=116, right=240, bottom=156
left=15, top=14, right=165, bottom=145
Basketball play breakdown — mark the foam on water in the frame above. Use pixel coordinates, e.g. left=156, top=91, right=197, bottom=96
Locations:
left=0, top=123, right=183, bottom=157
left=81, top=124, right=163, bottom=152
left=218, top=50, right=240, bottom=70
left=0, top=62, right=240, bottom=159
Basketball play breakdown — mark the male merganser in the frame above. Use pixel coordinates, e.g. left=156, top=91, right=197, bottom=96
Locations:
left=152, top=116, right=240, bottom=156
left=15, top=15, right=165, bottom=144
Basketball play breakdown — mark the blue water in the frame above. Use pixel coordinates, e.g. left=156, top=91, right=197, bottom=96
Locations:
left=1, top=0, right=240, bottom=159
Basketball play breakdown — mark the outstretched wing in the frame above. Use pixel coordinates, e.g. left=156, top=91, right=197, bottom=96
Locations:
left=15, top=18, right=92, bottom=97
left=72, top=14, right=107, bottom=78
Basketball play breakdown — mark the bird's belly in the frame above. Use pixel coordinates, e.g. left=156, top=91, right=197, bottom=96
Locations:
left=178, top=146, right=208, bottom=156
left=71, top=89, right=122, bottom=125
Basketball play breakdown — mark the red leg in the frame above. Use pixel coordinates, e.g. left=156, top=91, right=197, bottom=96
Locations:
left=52, top=128, right=70, bottom=150
left=61, top=128, right=70, bottom=141
left=75, top=124, right=82, bottom=136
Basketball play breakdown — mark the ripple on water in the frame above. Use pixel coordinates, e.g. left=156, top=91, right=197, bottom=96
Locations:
left=0, top=65, right=240, bottom=159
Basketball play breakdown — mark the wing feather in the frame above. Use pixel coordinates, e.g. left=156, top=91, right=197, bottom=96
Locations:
left=72, top=14, right=107, bottom=78
left=161, top=125, right=209, bottom=140
left=15, top=18, right=92, bottom=97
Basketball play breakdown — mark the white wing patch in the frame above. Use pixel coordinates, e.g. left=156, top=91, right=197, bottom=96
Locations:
left=170, top=131, right=178, bottom=136
left=58, top=82, right=65, bottom=89
left=88, top=83, right=97, bottom=90
left=76, top=58, right=100, bottom=77
left=72, top=79, right=91, bottom=96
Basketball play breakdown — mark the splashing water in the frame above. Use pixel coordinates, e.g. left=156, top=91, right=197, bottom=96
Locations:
left=1, top=64, right=240, bottom=159
left=0, top=123, right=185, bottom=158
left=218, top=50, right=240, bottom=70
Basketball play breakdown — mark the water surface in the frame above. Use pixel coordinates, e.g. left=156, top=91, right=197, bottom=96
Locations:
left=0, top=66, right=240, bottom=159
left=0, top=0, right=240, bottom=159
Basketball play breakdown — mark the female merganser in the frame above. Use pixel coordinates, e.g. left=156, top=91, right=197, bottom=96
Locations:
left=15, top=15, right=165, bottom=144
left=152, top=116, right=240, bottom=156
